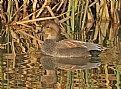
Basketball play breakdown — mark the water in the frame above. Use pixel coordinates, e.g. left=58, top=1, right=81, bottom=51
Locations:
left=0, top=46, right=121, bottom=89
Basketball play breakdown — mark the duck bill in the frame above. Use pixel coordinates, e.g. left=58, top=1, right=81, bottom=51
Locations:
left=36, top=29, right=45, bottom=34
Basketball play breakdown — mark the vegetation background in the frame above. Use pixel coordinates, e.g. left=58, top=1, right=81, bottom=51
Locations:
left=0, top=0, right=121, bottom=55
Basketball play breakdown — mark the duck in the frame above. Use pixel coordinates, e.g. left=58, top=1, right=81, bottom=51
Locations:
left=40, top=21, right=104, bottom=58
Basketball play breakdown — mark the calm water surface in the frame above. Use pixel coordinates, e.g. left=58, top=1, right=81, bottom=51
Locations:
left=0, top=46, right=121, bottom=89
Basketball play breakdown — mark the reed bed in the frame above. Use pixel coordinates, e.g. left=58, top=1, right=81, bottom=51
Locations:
left=0, top=0, right=120, bottom=54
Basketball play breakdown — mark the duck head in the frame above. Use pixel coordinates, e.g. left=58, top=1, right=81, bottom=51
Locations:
left=42, top=21, right=61, bottom=40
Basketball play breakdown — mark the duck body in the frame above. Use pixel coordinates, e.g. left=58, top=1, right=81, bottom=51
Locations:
left=41, top=21, right=103, bottom=58
left=41, top=39, right=103, bottom=57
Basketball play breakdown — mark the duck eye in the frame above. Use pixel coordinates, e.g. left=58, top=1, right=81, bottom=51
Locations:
left=46, top=26, right=49, bottom=28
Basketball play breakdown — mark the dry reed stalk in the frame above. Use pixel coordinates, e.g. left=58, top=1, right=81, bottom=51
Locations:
left=22, top=9, right=40, bottom=20
left=46, top=6, right=59, bottom=22
left=10, top=30, right=20, bottom=43
left=46, top=6, right=55, bottom=17
left=7, top=0, right=12, bottom=22
left=23, top=0, right=28, bottom=17
left=93, top=21, right=99, bottom=41
left=99, top=0, right=109, bottom=20
left=113, top=9, right=118, bottom=24
left=111, top=0, right=115, bottom=19
left=81, top=0, right=89, bottom=41
left=52, top=2, right=60, bottom=10
left=16, top=30, right=42, bottom=43
left=86, top=8, right=94, bottom=34
left=88, top=0, right=98, bottom=8
left=108, top=25, right=116, bottom=46
left=32, top=0, right=37, bottom=20
left=99, top=22, right=109, bottom=44
left=71, top=0, right=75, bottom=35
left=59, top=16, right=71, bottom=23
left=14, top=0, right=19, bottom=10
left=36, top=0, right=48, bottom=17
left=61, top=0, right=67, bottom=13
left=16, top=16, right=57, bottom=24
left=11, top=39, right=16, bottom=68
left=104, top=64, right=111, bottom=88
left=57, top=0, right=65, bottom=12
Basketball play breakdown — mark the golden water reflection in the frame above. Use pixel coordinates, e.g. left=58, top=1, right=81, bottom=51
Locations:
left=0, top=47, right=121, bottom=89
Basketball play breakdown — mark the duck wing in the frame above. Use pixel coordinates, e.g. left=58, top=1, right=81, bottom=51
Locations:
left=56, top=40, right=87, bottom=49
left=57, top=40, right=103, bottom=51
left=54, top=40, right=103, bottom=57
left=55, top=40, right=90, bottom=57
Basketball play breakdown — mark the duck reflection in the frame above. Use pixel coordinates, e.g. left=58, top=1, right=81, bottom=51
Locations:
left=40, top=55, right=101, bottom=70
left=40, top=55, right=101, bottom=88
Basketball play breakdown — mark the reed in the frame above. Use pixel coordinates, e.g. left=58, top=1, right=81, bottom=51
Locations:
left=66, top=71, right=73, bottom=89
left=115, top=67, right=121, bottom=89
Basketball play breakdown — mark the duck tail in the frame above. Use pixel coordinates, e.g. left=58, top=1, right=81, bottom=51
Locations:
left=86, top=43, right=104, bottom=51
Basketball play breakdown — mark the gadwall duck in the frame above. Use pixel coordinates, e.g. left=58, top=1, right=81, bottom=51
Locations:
left=40, top=21, right=103, bottom=57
